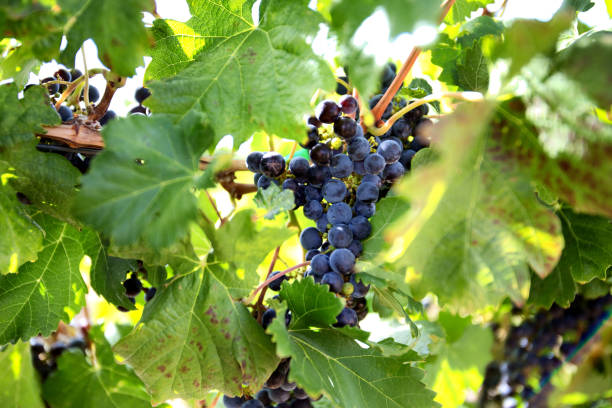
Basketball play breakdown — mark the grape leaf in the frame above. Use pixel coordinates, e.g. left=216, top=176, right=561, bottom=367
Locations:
left=253, top=183, right=295, bottom=219
left=268, top=302, right=439, bottom=408
left=0, top=141, right=81, bottom=222
left=456, top=41, right=489, bottom=92
left=382, top=104, right=563, bottom=313
left=58, top=0, right=153, bottom=76
left=43, top=327, right=151, bottom=408
left=114, top=264, right=279, bottom=402
left=444, top=0, right=495, bottom=24
left=0, top=341, right=44, bottom=408
left=278, top=277, right=343, bottom=329
left=146, top=0, right=334, bottom=146
left=0, top=183, right=42, bottom=274
left=75, top=115, right=211, bottom=249
left=81, top=230, right=138, bottom=310
left=529, top=206, right=612, bottom=308
left=0, top=215, right=86, bottom=344
left=0, top=84, right=60, bottom=147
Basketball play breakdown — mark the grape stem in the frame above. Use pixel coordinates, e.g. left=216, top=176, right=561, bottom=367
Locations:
left=82, top=47, right=90, bottom=108
left=205, top=190, right=226, bottom=225
left=246, top=261, right=310, bottom=305
left=53, top=68, right=105, bottom=110
left=367, top=91, right=484, bottom=136
left=88, top=72, right=126, bottom=121
left=369, top=0, right=456, bottom=125
left=255, top=246, right=281, bottom=322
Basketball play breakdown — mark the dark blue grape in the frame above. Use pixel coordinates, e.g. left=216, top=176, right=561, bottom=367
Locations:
left=339, top=95, right=358, bottom=114
left=304, top=268, right=320, bottom=283
left=41, top=77, right=59, bottom=94
left=268, top=271, right=288, bottom=291
left=334, top=116, right=358, bottom=140
left=223, top=396, right=246, bottom=408
left=321, top=272, right=343, bottom=293
left=305, top=185, right=323, bottom=202
left=99, top=110, right=116, bottom=126
left=377, top=139, right=402, bottom=164
left=135, top=87, right=151, bottom=104
left=293, top=388, right=309, bottom=400
left=328, top=224, right=353, bottom=248
left=307, top=165, right=331, bottom=185
left=268, top=388, right=291, bottom=403
left=315, top=100, right=340, bottom=123
left=246, top=152, right=264, bottom=172
left=354, top=201, right=375, bottom=218
left=352, top=160, right=366, bottom=175
left=381, top=63, right=396, bottom=89
left=54, top=68, right=71, bottom=82
left=349, top=216, right=371, bottom=240
left=348, top=137, right=370, bottom=161
left=350, top=275, right=370, bottom=298
left=383, top=162, right=405, bottom=182
left=336, top=76, right=349, bottom=95
left=308, top=116, right=322, bottom=128
left=289, top=156, right=310, bottom=177
left=310, top=143, right=332, bottom=166
left=290, top=399, right=313, bottom=408
left=262, top=308, right=277, bottom=329
left=305, top=249, right=320, bottom=261
left=145, top=287, right=157, bottom=302
left=257, top=176, right=276, bottom=190
left=347, top=240, right=363, bottom=257
left=282, top=178, right=298, bottom=191
left=330, top=154, right=353, bottom=178
left=300, top=227, right=322, bottom=250
left=255, top=389, right=272, bottom=405
left=404, top=102, right=429, bottom=124
left=56, top=105, right=73, bottom=122
left=335, top=307, right=358, bottom=327
left=364, top=153, right=385, bottom=175
left=254, top=173, right=262, bottom=184
left=302, top=124, right=319, bottom=149
left=411, top=118, right=433, bottom=149
left=316, top=213, right=329, bottom=233
left=294, top=186, right=306, bottom=208
left=399, top=149, right=416, bottom=170
left=69, top=69, right=82, bottom=80
left=260, top=152, right=286, bottom=177
left=356, top=182, right=379, bottom=203
left=322, top=179, right=347, bottom=203
left=392, top=117, right=411, bottom=140
left=82, top=85, right=100, bottom=103
left=329, top=248, right=355, bottom=275
left=303, top=200, right=323, bottom=220
left=310, top=254, right=330, bottom=276
left=362, top=174, right=382, bottom=187
left=327, top=202, right=352, bottom=225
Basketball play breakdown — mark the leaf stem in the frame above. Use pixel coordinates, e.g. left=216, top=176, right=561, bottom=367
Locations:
left=369, top=0, right=456, bottom=125
left=246, top=261, right=310, bottom=305
left=205, top=190, right=225, bottom=225
left=53, top=68, right=105, bottom=110
left=367, top=91, right=484, bottom=136
left=255, top=246, right=281, bottom=321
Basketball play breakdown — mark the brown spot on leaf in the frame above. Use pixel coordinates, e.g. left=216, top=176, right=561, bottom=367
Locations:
left=157, top=365, right=166, bottom=372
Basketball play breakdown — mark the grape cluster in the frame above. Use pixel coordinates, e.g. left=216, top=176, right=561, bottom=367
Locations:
left=117, top=262, right=156, bottom=312
left=30, top=330, right=87, bottom=381
left=479, top=294, right=612, bottom=407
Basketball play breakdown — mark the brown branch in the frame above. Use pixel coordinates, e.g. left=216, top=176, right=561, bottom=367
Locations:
left=88, top=74, right=126, bottom=121
left=370, top=0, right=456, bottom=125
left=41, top=123, right=103, bottom=148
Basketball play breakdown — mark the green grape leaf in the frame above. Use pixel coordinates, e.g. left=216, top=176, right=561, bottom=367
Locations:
left=529, top=206, right=612, bottom=308
left=381, top=104, right=563, bottom=313
left=207, top=209, right=294, bottom=298
left=0, top=341, right=44, bottom=408
left=457, top=16, right=505, bottom=46
left=58, top=0, right=154, bottom=76
left=76, top=115, right=211, bottom=249
left=0, top=46, right=41, bottom=89
left=253, top=183, right=295, bottom=220
left=371, top=286, right=419, bottom=337
left=81, top=230, right=138, bottom=310
left=268, top=302, right=439, bottom=408
left=43, top=326, right=151, bottom=408
left=114, top=265, right=279, bottom=402
left=278, top=277, right=343, bottom=329
left=0, top=141, right=81, bottom=222
left=0, top=183, right=43, bottom=274
left=444, top=0, right=495, bottom=24
left=146, top=0, right=334, bottom=146
left=0, top=215, right=86, bottom=344
left=456, top=41, right=489, bottom=92
left=0, top=84, right=60, bottom=147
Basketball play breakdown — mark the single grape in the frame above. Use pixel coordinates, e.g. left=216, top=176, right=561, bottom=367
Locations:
left=356, top=182, right=379, bottom=203
left=383, top=162, right=405, bottom=182
left=329, top=248, right=355, bottom=275
left=364, top=153, right=385, bottom=175
left=377, top=139, right=402, bottom=164
left=280, top=382, right=297, bottom=392
left=369, top=94, right=392, bottom=119
left=290, top=399, right=314, bottom=408
left=362, top=174, right=382, bottom=187
left=81, top=85, right=100, bottom=103
left=336, top=76, right=349, bottom=95
left=315, top=100, right=341, bottom=123
left=123, top=276, right=142, bottom=297
left=256, top=389, right=272, bottom=405
left=129, top=105, right=147, bottom=115
left=399, top=149, right=416, bottom=170
left=327, top=202, right=352, bottom=225
left=392, top=117, right=412, bottom=140
left=330, top=154, right=353, bottom=178
left=321, top=271, right=344, bottom=293
left=282, top=178, right=297, bottom=192
left=349, top=216, right=371, bottom=240
left=41, top=77, right=59, bottom=94
left=352, top=160, right=366, bottom=175
left=380, top=63, right=395, bottom=89
left=300, top=227, right=322, bottom=250
left=328, top=224, right=353, bottom=248
left=305, top=249, right=320, bottom=261
left=301, top=124, right=319, bottom=149
left=265, top=359, right=290, bottom=389
left=347, top=240, right=363, bottom=257
left=56, top=105, right=73, bottom=122
left=354, top=201, right=375, bottom=218
left=350, top=275, right=370, bottom=298
left=289, top=156, right=310, bottom=178
left=348, top=137, right=370, bottom=161
left=145, top=287, right=157, bottom=302
left=54, top=68, right=71, bottom=82
left=99, top=110, right=116, bottom=126
left=307, top=165, right=331, bottom=185
left=310, top=254, right=330, bottom=276
left=269, top=388, right=291, bottom=403
left=223, top=396, right=246, bottom=408
left=257, top=175, right=274, bottom=189
left=135, top=87, right=151, bottom=104
left=262, top=308, right=277, bottom=329
left=293, top=388, right=309, bottom=400
left=316, top=213, right=329, bottom=233
left=303, top=200, right=323, bottom=220
left=322, top=179, right=347, bottom=203
left=69, top=69, right=82, bottom=80
left=310, top=143, right=332, bottom=166
left=339, top=95, right=358, bottom=115
left=333, top=116, right=358, bottom=140
left=305, top=185, right=323, bottom=202
left=268, top=271, right=289, bottom=291
left=260, top=152, right=286, bottom=177
left=404, top=102, right=429, bottom=124
left=412, top=118, right=433, bottom=149
left=335, top=307, right=358, bottom=327
left=246, top=152, right=264, bottom=173
left=240, top=399, right=264, bottom=408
